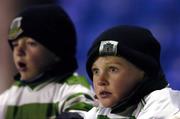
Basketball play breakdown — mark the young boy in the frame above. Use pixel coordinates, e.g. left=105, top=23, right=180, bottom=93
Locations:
left=84, top=25, right=180, bottom=119
left=0, top=4, right=94, bottom=119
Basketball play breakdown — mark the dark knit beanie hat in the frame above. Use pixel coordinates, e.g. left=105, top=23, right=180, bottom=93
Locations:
left=8, top=4, right=77, bottom=73
left=86, top=25, right=163, bottom=79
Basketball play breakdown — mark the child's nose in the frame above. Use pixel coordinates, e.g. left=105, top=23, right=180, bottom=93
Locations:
left=97, top=73, right=109, bottom=86
left=15, top=44, right=26, bottom=56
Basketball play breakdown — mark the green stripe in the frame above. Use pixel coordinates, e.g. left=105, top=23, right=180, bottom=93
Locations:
left=130, top=116, right=136, bottom=119
left=62, top=93, right=93, bottom=112
left=66, top=92, right=93, bottom=102
left=14, top=80, right=22, bottom=87
left=64, top=75, right=90, bottom=89
left=65, top=102, right=93, bottom=112
left=5, top=103, right=59, bottom=119
left=97, top=115, right=110, bottom=119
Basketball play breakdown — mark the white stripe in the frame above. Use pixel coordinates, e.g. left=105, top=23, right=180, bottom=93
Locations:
left=6, top=82, right=93, bottom=106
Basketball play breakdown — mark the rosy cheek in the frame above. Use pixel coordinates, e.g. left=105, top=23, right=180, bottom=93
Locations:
left=112, top=79, right=125, bottom=88
left=111, top=81, right=127, bottom=96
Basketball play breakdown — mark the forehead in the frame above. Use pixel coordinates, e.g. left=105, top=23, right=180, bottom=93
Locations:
left=92, top=56, right=144, bottom=75
left=92, top=56, right=140, bottom=70
left=11, top=37, right=39, bottom=46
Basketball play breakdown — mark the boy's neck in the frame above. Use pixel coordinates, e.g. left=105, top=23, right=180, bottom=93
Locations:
left=20, top=72, right=44, bottom=83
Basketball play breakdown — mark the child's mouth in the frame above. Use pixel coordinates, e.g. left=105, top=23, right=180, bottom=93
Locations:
left=99, top=91, right=112, bottom=99
left=17, top=61, right=27, bottom=72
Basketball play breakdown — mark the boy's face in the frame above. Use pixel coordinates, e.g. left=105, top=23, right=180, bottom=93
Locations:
left=12, top=37, right=58, bottom=80
left=92, top=56, right=144, bottom=108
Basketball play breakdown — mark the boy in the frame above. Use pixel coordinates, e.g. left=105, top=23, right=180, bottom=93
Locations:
left=0, top=4, right=94, bottom=119
left=85, top=25, right=180, bottom=119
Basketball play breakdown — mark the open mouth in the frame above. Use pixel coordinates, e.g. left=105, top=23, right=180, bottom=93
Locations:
left=99, top=91, right=112, bottom=99
left=17, top=61, right=27, bottom=71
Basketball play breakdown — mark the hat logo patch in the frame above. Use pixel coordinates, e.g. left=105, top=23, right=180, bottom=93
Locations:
left=99, top=40, right=118, bottom=55
left=8, top=17, right=23, bottom=40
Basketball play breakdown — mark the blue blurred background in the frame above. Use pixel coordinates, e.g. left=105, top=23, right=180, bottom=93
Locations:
left=0, top=0, right=179, bottom=93
left=58, top=0, right=180, bottom=89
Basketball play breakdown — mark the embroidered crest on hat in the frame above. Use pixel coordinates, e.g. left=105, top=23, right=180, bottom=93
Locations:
left=99, top=40, right=118, bottom=55
left=8, top=17, right=23, bottom=40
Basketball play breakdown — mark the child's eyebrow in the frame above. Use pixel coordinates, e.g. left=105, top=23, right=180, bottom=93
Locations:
left=11, top=40, right=17, bottom=43
left=91, top=64, right=98, bottom=69
left=92, top=60, right=124, bottom=68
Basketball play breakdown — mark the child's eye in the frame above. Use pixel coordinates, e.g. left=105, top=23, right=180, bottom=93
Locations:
left=12, top=41, right=18, bottom=48
left=27, top=41, right=37, bottom=47
left=108, top=66, right=119, bottom=73
left=92, top=68, right=99, bottom=75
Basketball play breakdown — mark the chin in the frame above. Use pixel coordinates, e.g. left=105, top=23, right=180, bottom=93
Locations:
left=20, top=72, right=41, bottom=80
left=20, top=77, right=30, bottom=80
left=20, top=75, right=34, bottom=81
left=101, top=102, right=114, bottom=108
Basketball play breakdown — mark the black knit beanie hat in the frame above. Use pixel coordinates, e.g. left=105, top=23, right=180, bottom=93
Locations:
left=86, top=25, right=168, bottom=112
left=8, top=4, right=77, bottom=74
